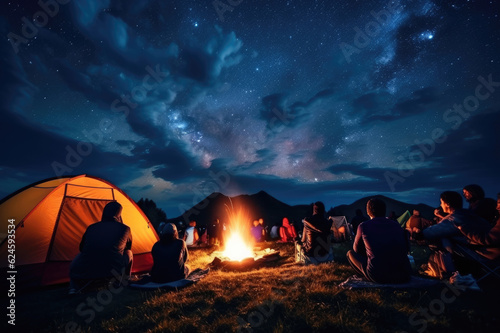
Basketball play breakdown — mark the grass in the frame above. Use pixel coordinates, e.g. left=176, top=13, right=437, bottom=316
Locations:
left=13, top=242, right=500, bottom=333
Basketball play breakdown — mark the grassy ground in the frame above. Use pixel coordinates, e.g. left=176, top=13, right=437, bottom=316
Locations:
left=12, top=242, right=500, bottom=333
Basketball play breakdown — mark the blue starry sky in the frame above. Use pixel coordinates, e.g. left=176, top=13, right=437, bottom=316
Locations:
left=1, top=0, right=499, bottom=217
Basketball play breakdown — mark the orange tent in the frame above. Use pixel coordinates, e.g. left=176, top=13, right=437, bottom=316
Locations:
left=0, top=175, right=159, bottom=287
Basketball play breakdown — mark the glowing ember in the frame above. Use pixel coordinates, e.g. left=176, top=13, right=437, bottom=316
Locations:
left=222, top=231, right=254, bottom=261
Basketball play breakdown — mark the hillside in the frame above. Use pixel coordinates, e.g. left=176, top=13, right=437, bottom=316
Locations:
left=329, top=195, right=435, bottom=221
left=167, top=190, right=311, bottom=228
left=167, top=192, right=435, bottom=229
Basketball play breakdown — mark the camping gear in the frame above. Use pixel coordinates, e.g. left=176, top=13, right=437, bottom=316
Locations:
left=449, top=271, right=481, bottom=291
left=0, top=175, right=159, bottom=287
left=329, top=216, right=352, bottom=242
left=295, top=242, right=334, bottom=265
left=397, top=210, right=412, bottom=228
left=454, top=243, right=500, bottom=284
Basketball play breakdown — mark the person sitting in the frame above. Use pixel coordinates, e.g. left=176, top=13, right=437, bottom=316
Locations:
left=259, top=218, right=270, bottom=241
left=458, top=193, right=500, bottom=260
left=69, top=201, right=133, bottom=293
left=199, top=226, right=208, bottom=246
left=208, top=218, right=220, bottom=246
left=422, top=191, right=491, bottom=278
left=270, top=224, right=280, bottom=240
left=150, top=223, right=190, bottom=283
left=280, top=217, right=297, bottom=242
left=406, top=209, right=432, bottom=241
left=295, top=202, right=332, bottom=264
left=346, top=198, right=411, bottom=284
left=463, top=184, right=498, bottom=224
left=184, top=220, right=200, bottom=247
left=423, top=191, right=491, bottom=247
left=251, top=219, right=265, bottom=242
left=351, top=209, right=368, bottom=236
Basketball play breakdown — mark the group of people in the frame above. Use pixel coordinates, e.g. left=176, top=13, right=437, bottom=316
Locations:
left=180, top=219, right=226, bottom=247
left=179, top=215, right=301, bottom=247
left=69, top=202, right=191, bottom=293
left=346, top=184, right=499, bottom=284
left=251, top=217, right=298, bottom=243
left=418, top=185, right=499, bottom=279
left=69, top=183, right=499, bottom=292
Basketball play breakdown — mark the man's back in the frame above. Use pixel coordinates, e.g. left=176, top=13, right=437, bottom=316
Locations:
left=356, top=218, right=410, bottom=283
left=82, top=221, right=131, bottom=254
left=74, top=221, right=132, bottom=279
left=151, top=239, right=188, bottom=283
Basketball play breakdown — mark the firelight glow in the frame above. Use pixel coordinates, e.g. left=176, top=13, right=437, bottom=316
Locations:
left=222, top=232, right=254, bottom=261
left=221, top=203, right=255, bottom=261
left=1, top=1, right=499, bottom=215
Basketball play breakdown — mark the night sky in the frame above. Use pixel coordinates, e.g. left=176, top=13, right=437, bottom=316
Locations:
left=1, top=0, right=499, bottom=217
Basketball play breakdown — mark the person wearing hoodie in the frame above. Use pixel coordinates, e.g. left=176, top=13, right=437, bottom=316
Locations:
left=295, top=202, right=332, bottom=263
left=150, top=223, right=190, bottom=283
left=279, top=217, right=297, bottom=242
left=69, top=201, right=133, bottom=292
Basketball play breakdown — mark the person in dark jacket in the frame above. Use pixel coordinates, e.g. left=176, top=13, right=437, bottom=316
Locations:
left=347, top=198, right=411, bottom=284
left=208, top=218, right=220, bottom=246
left=296, top=202, right=332, bottom=263
left=463, top=184, right=498, bottom=224
left=458, top=193, right=500, bottom=260
left=350, top=209, right=368, bottom=236
left=69, top=201, right=133, bottom=292
left=150, top=223, right=190, bottom=283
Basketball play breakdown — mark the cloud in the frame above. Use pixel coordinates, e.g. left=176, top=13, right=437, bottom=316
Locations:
left=324, top=110, right=500, bottom=195
left=175, top=26, right=242, bottom=85
left=355, top=86, right=441, bottom=124
left=260, top=89, right=335, bottom=131
left=424, top=109, right=500, bottom=176
left=70, top=0, right=179, bottom=69
left=393, top=87, right=441, bottom=115
left=352, top=91, right=392, bottom=114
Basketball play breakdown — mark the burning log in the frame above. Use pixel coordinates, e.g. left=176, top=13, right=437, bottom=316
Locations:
left=210, top=250, right=281, bottom=271
left=209, top=199, right=282, bottom=271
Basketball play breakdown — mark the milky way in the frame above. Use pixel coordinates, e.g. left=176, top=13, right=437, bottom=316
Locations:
left=1, top=0, right=499, bottom=216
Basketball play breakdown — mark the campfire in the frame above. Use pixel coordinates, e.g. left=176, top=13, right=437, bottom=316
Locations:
left=222, top=231, right=254, bottom=261
left=210, top=202, right=280, bottom=270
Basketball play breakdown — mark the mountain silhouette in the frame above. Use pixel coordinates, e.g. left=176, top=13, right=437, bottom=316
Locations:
left=328, top=194, right=435, bottom=222
left=167, top=191, right=310, bottom=229
left=167, top=192, right=434, bottom=229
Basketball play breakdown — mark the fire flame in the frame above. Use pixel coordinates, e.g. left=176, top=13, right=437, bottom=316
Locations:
left=221, top=201, right=255, bottom=261
left=223, top=232, right=254, bottom=261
